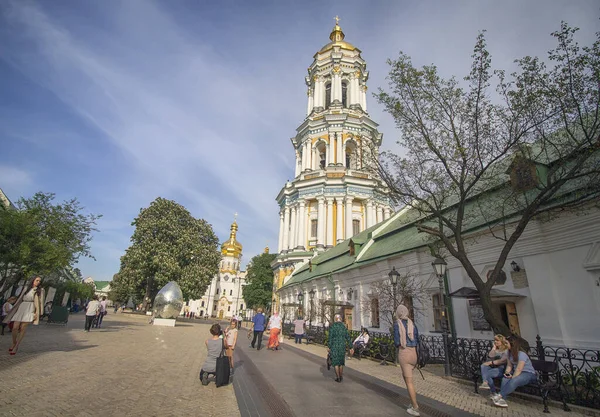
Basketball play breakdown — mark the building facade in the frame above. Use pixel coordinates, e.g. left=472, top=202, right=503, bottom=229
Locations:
left=272, top=20, right=394, bottom=305
left=187, top=220, right=248, bottom=319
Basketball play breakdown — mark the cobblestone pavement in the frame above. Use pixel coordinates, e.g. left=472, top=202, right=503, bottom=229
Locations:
left=0, top=313, right=240, bottom=417
left=277, top=337, right=598, bottom=417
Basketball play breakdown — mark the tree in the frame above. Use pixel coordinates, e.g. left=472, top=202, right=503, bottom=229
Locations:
left=0, top=192, right=100, bottom=294
left=375, top=23, right=600, bottom=338
left=242, top=252, right=277, bottom=310
left=360, top=273, right=433, bottom=333
left=114, top=198, right=220, bottom=310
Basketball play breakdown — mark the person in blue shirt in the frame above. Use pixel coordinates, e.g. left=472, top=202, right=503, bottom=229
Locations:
left=393, top=305, right=421, bottom=416
left=250, top=307, right=266, bottom=351
left=492, top=336, right=537, bottom=408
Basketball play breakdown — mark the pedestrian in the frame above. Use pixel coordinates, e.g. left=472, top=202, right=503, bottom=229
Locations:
left=479, top=335, right=509, bottom=396
left=1, top=296, right=17, bottom=336
left=224, top=319, right=238, bottom=373
left=85, top=295, right=101, bottom=332
left=95, top=296, right=107, bottom=328
left=492, top=336, right=538, bottom=408
left=200, top=323, right=223, bottom=386
left=394, top=304, right=421, bottom=416
left=250, top=307, right=266, bottom=350
left=4, top=276, right=45, bottom=355
left=327, top=314, right=353, bottom=382
left=293, top=315, right=305, bottom=344
left=237, top=314, right=242, bottom=330
left=267, top=311, right=282, bottom=350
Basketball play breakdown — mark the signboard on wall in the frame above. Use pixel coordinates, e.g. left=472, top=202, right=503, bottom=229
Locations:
left=468, top=299, right=492, bottom=331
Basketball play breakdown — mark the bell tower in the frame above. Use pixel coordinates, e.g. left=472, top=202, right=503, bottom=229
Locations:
left=272, top=18, right=394, bottom=299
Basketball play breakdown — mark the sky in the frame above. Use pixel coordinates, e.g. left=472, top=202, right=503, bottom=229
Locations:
left=1, top=1, right=598, bottom=282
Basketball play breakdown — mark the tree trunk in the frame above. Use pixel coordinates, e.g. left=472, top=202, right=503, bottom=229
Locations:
left=143, top=276, right=153, bottom=312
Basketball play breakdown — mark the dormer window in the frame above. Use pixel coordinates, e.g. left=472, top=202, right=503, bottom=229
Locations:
left=509, top=157, right=539, bottom=192
left=349, top=240, right=355, bottom=256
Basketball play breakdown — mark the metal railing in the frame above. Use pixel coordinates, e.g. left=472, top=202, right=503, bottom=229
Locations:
left=283, top=324, right=599, bottom=410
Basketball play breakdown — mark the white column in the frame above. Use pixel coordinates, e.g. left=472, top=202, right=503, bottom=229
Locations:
left=336, top=133, right=343, bottom=165
left=336, top=197, right=344, bottom=243
left=366, top=200, right=374, bottom=228
left=345, top=196, right=354, bottom=238
left=341, top=137, right=347, bottom=168
left=307, top=89, right=314, bottom=115
left=295, top=150, right=301, bottom=177
left=384, top=207, right=391, bottom=221
left=282, top=207, right=290, bottom=251
left=332, top=70, right=342, bottom=103
left=361, top=85, right=368, bottom=111
left=316, top=78, right=324, bottom=108
left=325, top=143, right=330, bottom=167
left=326, top=197, right=334, bottom=247
left=297, top=200, right=306, bottom=249
left=312, top=146, right=318, bottom=170
left=376, top=205, right=383, bottom=224
left=278, top=211, right=284, bottom=252
left=289, top=206, right=297, bottom=251
left=317, top=197, right=325, bottom=248
left=369, top=201, right=376, bottom=226
left=351, top=76, right=359, bottom=106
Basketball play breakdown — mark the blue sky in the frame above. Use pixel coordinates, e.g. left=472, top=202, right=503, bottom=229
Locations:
left=1, top=1, right=598, bottom=281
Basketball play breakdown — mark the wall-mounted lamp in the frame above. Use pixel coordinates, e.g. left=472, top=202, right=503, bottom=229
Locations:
left=347, top=287, right=354, bottom=301
left=510, top=261, right=521, bottom=272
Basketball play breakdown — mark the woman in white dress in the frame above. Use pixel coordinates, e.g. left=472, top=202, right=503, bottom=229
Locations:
left=3, top=276, right=45, bottom=355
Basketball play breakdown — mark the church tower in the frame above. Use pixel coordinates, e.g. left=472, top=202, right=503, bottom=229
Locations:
left=272, top=19, right=393, bottom=300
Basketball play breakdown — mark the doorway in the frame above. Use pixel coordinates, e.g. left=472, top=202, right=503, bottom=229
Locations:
left=494, top=301, right=521, bottom=335
left=343, top=307, right=353, bottom=330
left=219, top=310, right=224, bottom=319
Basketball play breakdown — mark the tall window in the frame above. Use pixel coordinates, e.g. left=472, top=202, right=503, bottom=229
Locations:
left=432, top=293, right=443, bottom=332
left=325, top=83, right=331, bottom=109
left=352, top=219, right=360, bottom=236
left=201, top=301, right=205, bottom=307
left=222, top=289, right=226, bottom=295
left=229, top=289, right=233, bottom=296
left=228, top=306, right=231, bottom=312
left=319, top=150, right=326, bottom=169
left=341, top=82, right=348, bottom=107
left=370, top=298, right=380, bottom=327
left=311, top=219, right=318, bottom=238
left=240, top=304, right=244, bottom=310
left=346, top=150, right=352, bottom=168
left=213, top=305, right=217, bottom=311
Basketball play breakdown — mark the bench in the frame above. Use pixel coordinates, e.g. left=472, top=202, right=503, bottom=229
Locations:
left=475, top=358, right=571, bottom=413
left=351, top=341, right=371, bottom=360
left=305, top=331, right=315, bottom=345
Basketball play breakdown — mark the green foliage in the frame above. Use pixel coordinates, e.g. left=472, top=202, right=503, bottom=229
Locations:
left=113, top=198, right=220, bottom=305
left=0, top=192, right=100, bottom=293
left=242, top=252, right=277, bottom=310
left=50, top=280, right=95, bottom=305
left=375, top=22, right=600, bottom=337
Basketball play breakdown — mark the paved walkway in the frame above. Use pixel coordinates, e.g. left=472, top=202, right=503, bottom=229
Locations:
left=275, top=335, right=595, bottom=417
left=0, top=313, right=239, bottom=417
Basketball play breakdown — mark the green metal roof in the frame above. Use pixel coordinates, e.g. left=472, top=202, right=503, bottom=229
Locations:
left=94, top=281, right=111, bottom=291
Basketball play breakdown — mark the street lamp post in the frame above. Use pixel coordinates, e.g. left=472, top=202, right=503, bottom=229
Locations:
left=297, top=291, right=304, bottom=318
left=388, top=266, right=400, bottom=365
left=309, top=289, right=315, bottom=328
left=432, top=257, right=450, bottom=376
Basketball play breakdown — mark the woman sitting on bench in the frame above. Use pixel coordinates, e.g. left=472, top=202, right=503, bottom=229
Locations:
left=352, top=328, right=370, bottom=351
left=492, top=336, right=537, bottom=408
left=479, top=334, right=509, bottom=396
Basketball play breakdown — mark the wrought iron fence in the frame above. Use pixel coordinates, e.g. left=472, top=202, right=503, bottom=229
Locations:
left=283, top=324, right=599, bottom=410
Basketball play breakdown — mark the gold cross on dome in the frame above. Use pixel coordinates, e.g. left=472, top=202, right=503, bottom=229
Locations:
left=334, top=15, right=340, bottom=25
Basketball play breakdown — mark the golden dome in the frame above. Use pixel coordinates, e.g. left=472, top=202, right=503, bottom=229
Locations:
left=221, top=221, right=243, bottom=258
left=318, top=18, right=358, bottom=54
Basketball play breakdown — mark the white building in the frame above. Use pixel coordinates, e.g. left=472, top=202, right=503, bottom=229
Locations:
left=272, top=19, right=394, bottom=304
left=187, top=220, right=248, bottom=319
left=279, top=185, right=600, bottom=349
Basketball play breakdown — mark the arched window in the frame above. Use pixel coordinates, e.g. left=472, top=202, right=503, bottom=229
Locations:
left=342, top=82, right=348, bottom=107
left=316, top=142, right=327, bottom=170
left=325, top=83, right=331, bottom=109
left=346, top=140, right=358, bottom=169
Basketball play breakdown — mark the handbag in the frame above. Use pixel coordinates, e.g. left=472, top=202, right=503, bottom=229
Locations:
left=326, top=351, right=332, bottom=370
left=278, top=332, right=284, bottom=344
left=215, top=340, right=231, bottom=387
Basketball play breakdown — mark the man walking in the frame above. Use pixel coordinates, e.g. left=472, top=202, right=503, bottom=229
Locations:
left=250, top=308, right=266, bottom=351
left=95, top=296, right=107, bottom=328
left=85, top=295, right=101, bottom=332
